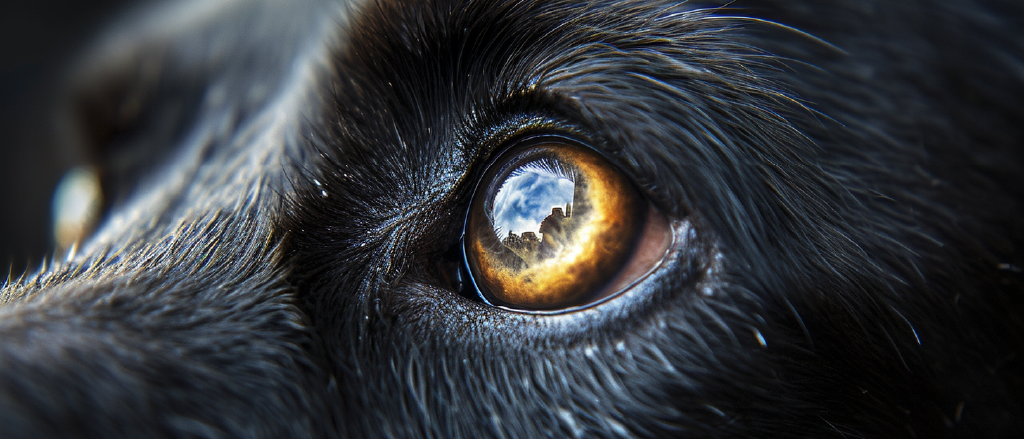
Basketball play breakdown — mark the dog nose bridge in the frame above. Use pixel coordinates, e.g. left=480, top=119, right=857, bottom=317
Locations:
left=0, top=200, right=336, bottom=437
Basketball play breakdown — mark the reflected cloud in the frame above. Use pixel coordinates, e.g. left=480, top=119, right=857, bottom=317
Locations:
left=492, top=165, right=575, bottom=236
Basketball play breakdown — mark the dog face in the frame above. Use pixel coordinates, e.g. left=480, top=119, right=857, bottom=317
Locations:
left=2, top=0, right=1023, bottom=437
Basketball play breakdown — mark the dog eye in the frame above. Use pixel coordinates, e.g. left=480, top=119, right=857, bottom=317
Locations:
left=464, top=136, right=669, bottom=311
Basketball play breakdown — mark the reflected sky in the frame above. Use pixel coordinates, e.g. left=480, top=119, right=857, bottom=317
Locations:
left=492, top=165, right=575, bottom=236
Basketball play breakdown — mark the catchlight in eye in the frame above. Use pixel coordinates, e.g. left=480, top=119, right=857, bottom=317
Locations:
left=465, top=137, right=662, bottom=311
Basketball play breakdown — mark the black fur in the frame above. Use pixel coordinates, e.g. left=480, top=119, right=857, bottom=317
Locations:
left=2, top=0, right=1023, bottom=437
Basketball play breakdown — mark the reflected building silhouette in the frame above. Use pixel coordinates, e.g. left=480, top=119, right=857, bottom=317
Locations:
left=502, top=202, right=574, bottom=264
left=502, top=230, right=539, bottom=258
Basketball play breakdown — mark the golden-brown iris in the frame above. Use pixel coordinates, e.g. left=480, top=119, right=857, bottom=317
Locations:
left=465, top=138, right=645, bottom=310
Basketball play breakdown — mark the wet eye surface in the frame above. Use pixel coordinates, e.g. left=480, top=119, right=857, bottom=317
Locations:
left=465, top=136, right=667, bottom=311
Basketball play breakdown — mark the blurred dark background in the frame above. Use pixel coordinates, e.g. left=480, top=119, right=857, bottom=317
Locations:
left=1, top=1, right=128, bottom=278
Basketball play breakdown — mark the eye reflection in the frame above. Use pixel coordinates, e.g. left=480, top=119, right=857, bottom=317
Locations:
left=492, top=166, right=575, bottom=244
left=491, top=162, right=577, bottom=264
left=466, top=139, right=645, bottom=310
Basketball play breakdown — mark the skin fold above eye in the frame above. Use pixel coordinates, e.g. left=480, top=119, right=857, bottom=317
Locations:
left=465, top=137, right=669, bottom=311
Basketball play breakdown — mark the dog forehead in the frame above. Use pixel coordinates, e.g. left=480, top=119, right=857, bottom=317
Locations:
left=287, top=0, right=728, bottom=215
